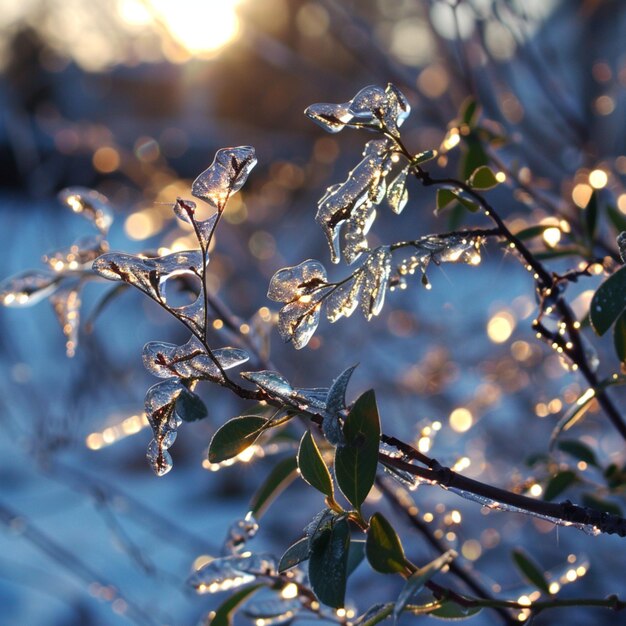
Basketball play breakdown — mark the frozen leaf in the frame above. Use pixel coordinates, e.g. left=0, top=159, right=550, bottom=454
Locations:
left=305, top=102, right=354, bottom=133
left=93, top=250, right=205, bottom=315
left=342, top=202, right=377, bottom=264
left=241, top=370, right=293, bottom=400
left=0, top=269, right=60, bottom=307
left=326, top=273, right=364, bottom=323
left=360, top=247, right=391, bottom=320
left=172, top=197, right=197, bottom=225
left=192, top=146, right=257, bottom=210
left=173, top=196, right=219, bottom=249
left=243, top=598, right=301, bottom=625
left=277, top=298, right=322, bottom=350
left=304, top=508, right=337, bottom=545
left=618, top=231, right=626, bottom=264
left=43, top=235, right=109, bottom=272
left=58, top=187, right=113, bottom=234
left=267, top=259, right=327, bottom=303
left=324, top=365, right=357, bottom=445
left=188, top=553, right=276, bottom=594
left=387, top=167, right=409, bottom=214
left=278, top=538, right=310, bottom=572
left=49, top=283, right=81, bottom=357
left=209, top=584, right=263, bottom=626
left=146, top=440, right=173, bottom=477
left=143, top=336, right=249, bottom=381
left=223, top=513, right=259, bottom=555
left=292, top=387, right=329, bottom=410
left=590, top=266, right=626, bottom=336
left=316, top=140, right=392, bottom=264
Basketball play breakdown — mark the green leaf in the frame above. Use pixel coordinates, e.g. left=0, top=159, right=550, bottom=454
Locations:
left=584, top=191, right=598, bottom=244
left=461, top=137, right=488, bottom=181
left=347, top=539, right=366, bottom=577
left=543, top=470, right=578, bottom=502
left=581, top=493, right=622, bottom=516
left=210, top=584, right=264, bottom=626
left=607, top=204, right=626, bottom=233
left=459, top=97, right=479, bottom=127
left=298, top=430, right=334, bottom=498
left=512, top=549, right=550, bottom=594
left=366, top=512, right=408, bottom=574
left=278, top=537, right=310, bottom=572
left=208, top=415, right=267, bottom=463
left=393, top=551, right=457, bottom=622
left=335, top=390, right=381, bottom=510
left=308, top=517, right=350, bottom=608
left=557, top=440, right=598, bottom=467
left=614, top=310, right=626, bottom=363
left=412, top=150, right=437, bottom=166
left=468, top=165, right=499, bottom=190
left=428, top=602, right=482, bottom=620
left=435, top=189, right=456, bottom=214
left=513, top=225, right=553, bottom=241
left=549, top=389, right=597, bottom=449
left=590, top=266, right=626, bottom=336
left=175, top=389, right=208, bottom=422
left=249, top=456, right=298, bottom=518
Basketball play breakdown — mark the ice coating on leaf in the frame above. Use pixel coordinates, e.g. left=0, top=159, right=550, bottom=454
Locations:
left=316, top=140, right=392, bottom=264
left=172, top=197, right=197, bottom=225
left=267, top=259, right=328, bottom=303
left=305, top=102, right=354, bottom=133
left=387, top=167, right=409, bottom=214
left=191, top=146, right=257, bottom=210
left=277, top=298, right=322, bottom=350
left=304, top=508, right=336, bottom=544
left=360, top=247, right=392, bottom=320
left=326, top=273, right=364, bottom=323
left=58, top=187, right=113, bottom=234
left=144, top=378, right=187, bottom=476
left=172, top=197, right=219, bottom=250
left=324, top=365, right=357, bottom=445
left=0, top=269, right=60, bottom=307
left=342, top=202, right=377, bottom=264
left=243, top=598, right=301, bottom=624
left=43, top=235, right=109, bottom=272
left=143, top=336, right=249, bottom=380
left=93, top=250, right=205, bottom=305
left=223, top=513, right=259, bottom=555
left=292, top=387, right=329, bottom=410
left=188, top=553, right=277, bottom=594
left=618, top=231, right=626, bottom=264
left=50, top=284, right=81, bottom=357
left=241, top=370, right=294, bottom=399
left=305, top=84, right=410, bottom=136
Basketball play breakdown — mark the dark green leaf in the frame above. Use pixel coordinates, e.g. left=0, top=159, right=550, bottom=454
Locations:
left=581, top=493, right=622, bottom=516
left=590, top=266, right=626, bottom=336
left=175, top=389, right=208, bottom=422
left=278, top=537, right=310, bottom=572
left=468, top=165, right=498, bottom=190
left=607, top=205, right=626, bottom=233
left=557, top=440, right=598, bottom=467
left=347, top=539, right=366, bottom=577
left=249, top=456, right=298, bottom=518
left=208, top=415, right=266, bottom=463
left=412, top=150, right=437, bottom=165
left=298, top=430, right=334, bottom=498
left=210, top=584, right=264, bottom=626
left=435, top=189, right=456, bottom=215
left=614, top=310, right=626, bottom=363
left=584, top=191, right=598, bottom=244
left=543, top=470, right=578, bottom=502
left=549, top=389, right=597, bottom=449
left=428, top=602, right=482, bottom=620
left=308, top=517, right=350, bottom=608
left=393, top=551, right=457, bottom=622
left=513, top=225, right=553, bottom=241
left=366, top=512, right=408, bottom=574
left=335, top=390, right=380, bottom=510
left=459, top=97, right=479, bottom=127
left=461, top=137, right=488, bottom=181
left=512, top=549, right=550, bottom=594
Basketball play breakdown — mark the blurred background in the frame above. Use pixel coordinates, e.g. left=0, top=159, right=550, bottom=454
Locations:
left=2, top=0, right=626, bottom=624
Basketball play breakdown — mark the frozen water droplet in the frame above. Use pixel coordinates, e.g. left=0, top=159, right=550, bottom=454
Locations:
left=58, top=187, right=113, bottom=234
left=49, top=283, right=81, bottom=357
left=147, top=441, right=173, bottom=477
left=192, top=146, right=257, bottom=210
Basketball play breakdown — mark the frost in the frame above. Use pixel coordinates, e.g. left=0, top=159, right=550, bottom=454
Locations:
left=267, top=259, right=327, bottom=303
left=191, top=146, right=257, bottom=210
left=387, top=166, right=409, bottom=214
left=58, top=187, right=113, bottom=234
left=0, top=270, right=60, bottom=307
left=305, top=102, right=354, bottom=133
left=360, top=246, right=391, bottom=320
left=142, top=336, right=249, bottom=381
left=242, top=370, right=294, bottom=399
left=277, top=298, right=322, bottom=350
left=188, top=553, right=276, bottom=594
left=326, top=273, right=364, bottom=323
